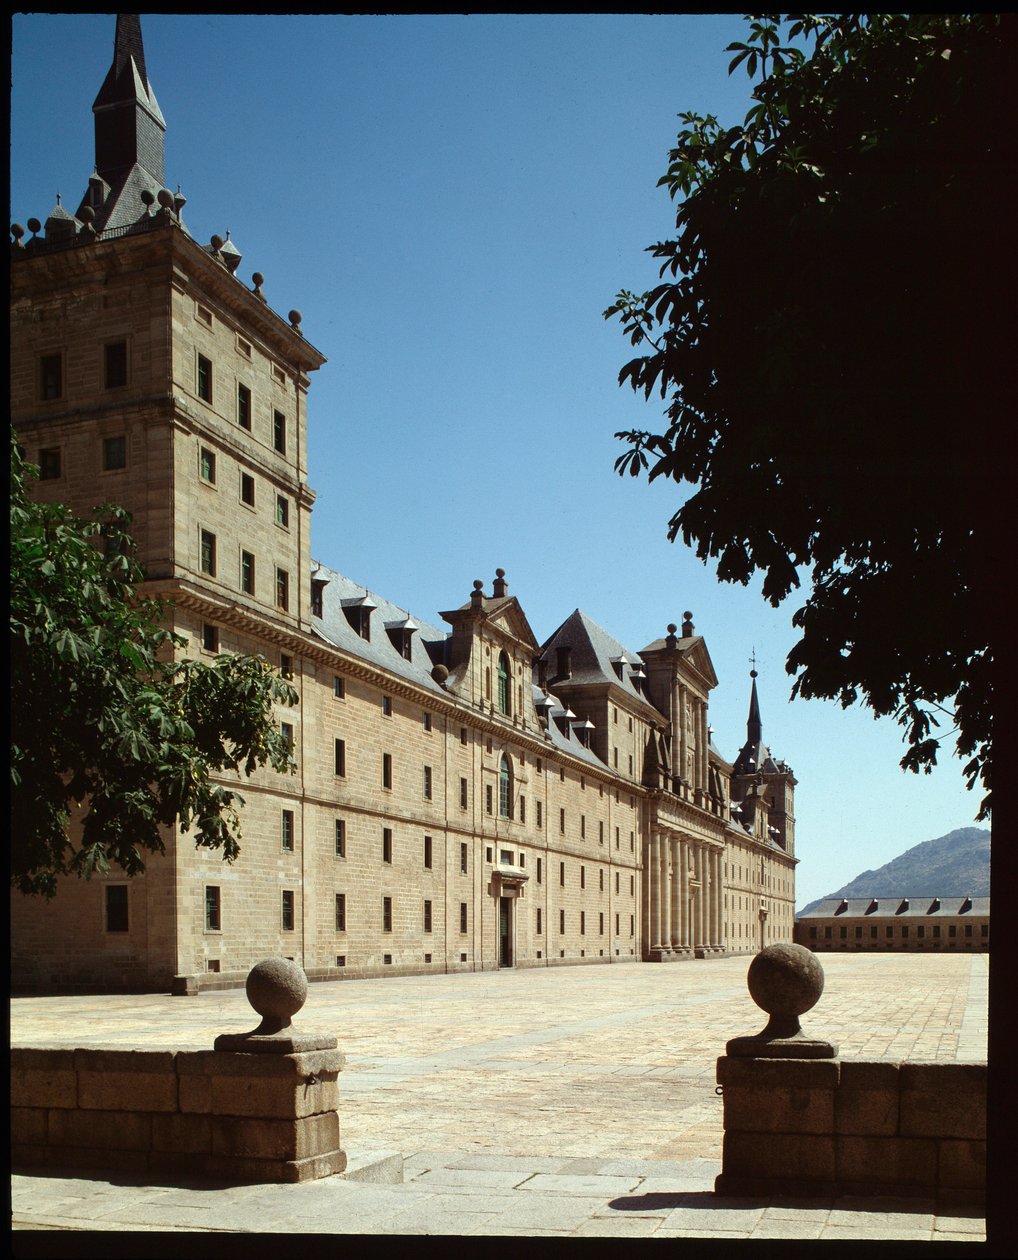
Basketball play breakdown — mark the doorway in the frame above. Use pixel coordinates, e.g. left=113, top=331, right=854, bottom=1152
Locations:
left=499, top=896, right=513, bottom=967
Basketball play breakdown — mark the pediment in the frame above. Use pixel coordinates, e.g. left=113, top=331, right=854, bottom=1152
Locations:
left=680, top=638, right=719, bottom=691
left=486, top=597, right=540, bottom=651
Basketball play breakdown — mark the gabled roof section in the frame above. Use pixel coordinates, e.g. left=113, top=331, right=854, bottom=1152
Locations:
left=310, top=562, right=451, bottom=694
left=640, top=633, right=720, bottom=691
left=541, top=609, right=661, bottom=716
left=798, top=896, right=990, bottom=919
left=733, top=670, right=785, bottom=777
left=533, top=685, right=610, bottom=770
left=439, top=571, right=539, bottom=651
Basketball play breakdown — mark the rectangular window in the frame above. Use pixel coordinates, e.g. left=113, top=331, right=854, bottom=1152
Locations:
left=424, top=900, right=433, bottom=933
left=237, top=383, right=251, bottom=430
left=519, top=796, right=526, bottom=825
left=205, top=886, right=221, bottom=932
left=424, top=766, right=432, bottom=800
left=460, top=903, right=468, bottom=933
left=335, top=819, right=346, bottom=857
left=560, top=808, right=565, bottom=835
left=581, top=815, right=586, bottom=839
left=280, top=654, right=292, bottom=679
left=599, top=820, right=604, bottom=845
left=240, top=550, right=255, bottom=595
left=241, top=472, right=255, bottom=506
left=105, top=885, right=128, bottom=933
left=965, top=924, right=973, bottom=938
left=537, top=858, right=542, bottom=884
left=276, top=568, right=289, bottom=612
left=382, top=897, right=392, bottom=932
left=460, top=727, right=468, bottom=746
left=200, top=529, right=216, bottom=576
left=102, top=435, right=126, bottom=470
left=273, top=410, right=287, bottom=454
left=382, top=828, right=393, bottom=864
left=383, top=753, right=393, bottom=790
left=460, top=777, right=468, bottom=809
left=560, top=862, right=565, bottom=887
left=197, top=354, right=212, bottom=403
left=630, top=876, right=635, bottom=895
left=423, top=711, right=432, bottom=732
left=599, top=869, right=604, bottom=892
left=280, top=722, right=294, bottom=750
left=335, top=894, right=346, bottom=932
left=486, top=785, right=493, bottom=815
left=916, top=925, right=924, bottom=939
left=580, top=912, right=585, bottom=935
left=460, top=842, right=468, bottom=874
left=281, top=810, right=294, bottom=852
left=282, top=894, right=295, bottom=932
left=199, top=447, right=216, bottom=483
left=581, top=866, right=586, bottom=889
left=335, top=739, right=346, bottom=777
left=276, top=495, right=290, bottom=528
left=38, top=447, right=61, bottom=480
left=630, top=915, right=635, bottom=937
left=382, top=695, right=392, bottom=717
left=202, top=622, right=219, bottom=652
left=333, top=675, right=345, bottom=699
left=536, top=801, right=543, bottom=829
left=537, top=908, right=543, bottom=936
left=949, top=925, right=957, bottom=938
left=424, top=835, right=433, bottom=869
left=902, top=925, right=909, bottom=939
left=559, top=909, right=565, bottom=935
left=39, top=353, right=62, bottom=400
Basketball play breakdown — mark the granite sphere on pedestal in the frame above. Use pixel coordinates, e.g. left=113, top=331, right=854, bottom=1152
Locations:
left=747, top=942, right=824, bottom=1026
left=246, top=957, right=307, bottom=1034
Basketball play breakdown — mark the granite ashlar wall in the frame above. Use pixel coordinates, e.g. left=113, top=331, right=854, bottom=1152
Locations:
left=10, top=1046, right=346, bottom=1183
left=715, top=1057, right=985, bottom=1206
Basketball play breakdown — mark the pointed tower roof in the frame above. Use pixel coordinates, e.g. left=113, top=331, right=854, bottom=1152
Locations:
left=733, top=668, right=780, bottom=777
left=83, top=14, right=168, bottom=232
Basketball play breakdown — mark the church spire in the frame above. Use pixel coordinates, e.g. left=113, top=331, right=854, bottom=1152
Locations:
left=92, top=13, right=165, bottom=190
left=746, top=668, right=763, bottom=747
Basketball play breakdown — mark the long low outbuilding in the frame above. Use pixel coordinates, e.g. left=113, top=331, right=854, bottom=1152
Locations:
left=795, top=896, right=989, bottom=952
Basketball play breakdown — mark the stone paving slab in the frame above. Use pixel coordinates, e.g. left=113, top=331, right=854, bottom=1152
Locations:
left=10, top=953, right=988, bottom=1239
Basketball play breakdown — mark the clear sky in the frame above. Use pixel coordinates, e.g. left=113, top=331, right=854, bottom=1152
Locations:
left=10, top=13, right=984, bottom=909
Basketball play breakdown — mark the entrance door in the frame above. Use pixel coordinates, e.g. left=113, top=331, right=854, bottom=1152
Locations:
left=499, top=896, right=513, bottom=967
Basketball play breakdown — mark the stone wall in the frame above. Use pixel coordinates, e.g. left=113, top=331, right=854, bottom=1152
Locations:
left=10, top=1046, right=346, bottom=1183
left=715, top=1056, right=985, bottom=1206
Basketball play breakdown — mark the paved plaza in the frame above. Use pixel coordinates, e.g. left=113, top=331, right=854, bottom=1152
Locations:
left=11, top=952, right=988, bottom=1239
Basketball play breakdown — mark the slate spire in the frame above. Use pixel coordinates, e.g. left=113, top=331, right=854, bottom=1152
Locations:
left=746, top=669, right=763, bottom=747
left=92, top=13, right=166, bottom=189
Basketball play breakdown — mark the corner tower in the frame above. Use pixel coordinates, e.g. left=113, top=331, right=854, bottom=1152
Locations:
left=731, top=669, right=796, bottom=856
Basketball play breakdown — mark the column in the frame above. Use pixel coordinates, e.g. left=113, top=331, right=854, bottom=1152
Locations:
left=716, top=852, right=725, bottom=948
left=659, top=832, right=671, bottom=953
left=669, top=836, right=680, bottom=949
left=709, top=850, right=719, bottom=947
left=649, top=830, right=661, bottom=951
left=693, top=701, right=702, bottom=796
left=691, top=845, right=700, bottom=948
left=678, top=841, right=688, bottom=949
left=699, top=703, right=709, bottom=802
left=678, top=684, right=688, bottom=788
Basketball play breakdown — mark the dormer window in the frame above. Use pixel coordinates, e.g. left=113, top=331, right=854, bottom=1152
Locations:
left=310, top=576, right=328, bottom=618
left=630, top=666, right=646, bottom=695
left=385, top=618, right=418, bottom=661
left=610, top=654, right=629, bottom=682
left=341, top=596, right=376, bottom=640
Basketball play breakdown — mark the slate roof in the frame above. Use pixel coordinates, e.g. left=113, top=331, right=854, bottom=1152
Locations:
left=541, top=609, right=663, bottom=718
left=798, top=896, right=990, bottom=919
left=533, top=686, right=611, bottom=770
left=309, top=562, right=450, bottom=696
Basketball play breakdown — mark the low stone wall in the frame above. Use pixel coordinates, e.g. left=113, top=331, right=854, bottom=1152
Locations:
left=715, top=1056, right=985, bottom=1205
left=10, top=1046, right=347, bottom=1183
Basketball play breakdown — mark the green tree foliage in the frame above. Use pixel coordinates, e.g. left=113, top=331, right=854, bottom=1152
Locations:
left=606, top=14, right=1012, bottom=818
left=9, top=431, right=299, bottom=897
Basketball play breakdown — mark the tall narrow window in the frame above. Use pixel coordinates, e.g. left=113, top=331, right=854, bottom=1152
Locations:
left=205, top=886, right=221, bottom=931
left=273, top=409, right=287, bottom=454
left=281, top=890, right=295, bottom=931
left=276, top=495, right=289, bottom=528
left=199, top=447, right=216, bottom=483
left=241, top=550, right=255, bottom=595
left=104, top=340, right=128, bottom=388
left=281, top=810, right=294, bottom=852
left=237, top=383, right=251, bottom=430
left=486, top=785, right=493, bottom=815
left=424, top=900, right=433, bottom=933
left=497, top=651, right=511, bottom=715
left=280, top=722, right=294, bottom=751
left=335, top=894, right=346, bottom=932
left=460, top=777, right=468, bottom=809
left=460, top=842, right=468, bottom=873
left=424, top=766, right=433, bottom=800
left=383, top=753, right=392, bottom=790
left=39, top=353, right=62, bottom=401
left=382, top=897, right=393, bottom=932
left=537, top=801, right=543, bottom=829
left=424, top=835, right=433, bottom=868
left=460, top=903, right=468, bottom=933
left=537, top=908, right=543, bottom=935
left=276, top=568, right=289, bottom=612
left=382, top=828, right=393, bottom=864
left=38, top=447, right=61, bottom=480
left=335, top=819, right=346, bottom=857
left=197, top=353, right=212, bottom=403
left=102, top=435, right=126, bottom=470
left=241, top=472, right=255, bottom=505
left=498, top=754, right=512, bottom=819
left=199, top=530, right=216, bottom=577
left=105, top=885, right=128, bottom=933
left=334, top=739, right=345, bottom=777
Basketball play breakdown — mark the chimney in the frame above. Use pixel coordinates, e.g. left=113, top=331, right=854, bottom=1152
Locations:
left=556, top=645, right=572, bottom=681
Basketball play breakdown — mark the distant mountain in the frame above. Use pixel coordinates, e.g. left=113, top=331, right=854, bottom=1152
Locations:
left=799, top=827, right=990, bottom=916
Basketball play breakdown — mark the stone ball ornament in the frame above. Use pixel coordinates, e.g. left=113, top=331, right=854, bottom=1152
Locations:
left=727, top=943, right=837, bottom=1058
left=246, top=957, right=308, bottom=1033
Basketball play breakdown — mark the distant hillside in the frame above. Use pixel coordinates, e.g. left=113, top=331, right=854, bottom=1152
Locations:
left=799, top=827, right=990, bottom=916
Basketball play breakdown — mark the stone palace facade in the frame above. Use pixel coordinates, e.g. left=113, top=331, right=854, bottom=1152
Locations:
left=10, top=15, right=798, bottom=992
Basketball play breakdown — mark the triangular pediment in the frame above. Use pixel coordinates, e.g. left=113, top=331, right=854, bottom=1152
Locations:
left=486, top=597, right=540, bottom=651
left=680, top=638, right=719, bottom=691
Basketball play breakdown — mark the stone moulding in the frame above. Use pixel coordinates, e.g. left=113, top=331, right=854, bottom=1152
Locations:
left=10, top=1045, right=347, bottom=1184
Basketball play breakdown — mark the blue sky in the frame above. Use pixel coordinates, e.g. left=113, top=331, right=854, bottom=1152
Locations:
left=10, top=13, right=983, bottom=908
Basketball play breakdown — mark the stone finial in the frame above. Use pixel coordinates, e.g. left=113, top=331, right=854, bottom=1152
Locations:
left=681, top=611, right=694, bottom=637
left=726, top=943, right=837, bottom=1059
left=252, top=272, right=267, bottom=301
left=288, top=309, right=303, bottom=332
left=213, top=958, right=337, bottom=1054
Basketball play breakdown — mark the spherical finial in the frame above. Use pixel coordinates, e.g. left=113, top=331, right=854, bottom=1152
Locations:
left=683, top=610, right=693, bottom=621
left=667, top=623, right=677, bottom=635
left=747, top=943, right=824, bottom=1023
left=245, top=958, right=308, bottom=1034
left=11, top=223, right=25, bottom=241
left=750, top=669, right=758, bottom=679
left=140, top=189, right=155, bottom=207
left=210, top=233, right=224, bottom=251
left=473, top=580, right=484, bottom=591
left=79, top=205, right=95, bottom=224
left=27, top=218, right=41, bottom=235
left=431, top=663, right=450, bottom=684
left=252, top=271, right=264, bottom=287
left=495, top=567, right=505, bottom=579
left=288, top=309, right=302, bottom=327
left=157, top=188, right=175, bottom=209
